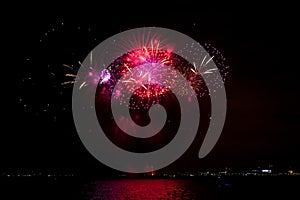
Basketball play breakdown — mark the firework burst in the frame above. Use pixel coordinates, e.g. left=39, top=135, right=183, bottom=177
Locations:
left=62, top=36, right=229, bottom=110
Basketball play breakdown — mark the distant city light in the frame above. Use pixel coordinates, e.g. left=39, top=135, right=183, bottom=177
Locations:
left=261, top=169, right=272, bottom=173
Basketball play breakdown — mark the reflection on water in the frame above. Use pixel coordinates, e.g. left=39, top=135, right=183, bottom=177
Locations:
left=1, top=176, right=298, bottom=199
left=83, top=179, right=216, bottom=200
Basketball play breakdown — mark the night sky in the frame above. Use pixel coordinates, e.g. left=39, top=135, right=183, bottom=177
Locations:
left=3, top=6, right=299, bottom=175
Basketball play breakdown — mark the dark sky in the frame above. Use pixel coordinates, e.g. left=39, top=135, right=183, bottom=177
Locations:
left=3, top=6, right=299, bottom=174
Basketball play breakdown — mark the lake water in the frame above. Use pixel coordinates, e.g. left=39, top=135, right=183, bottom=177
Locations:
left=1, top=176, right=298, bottom=199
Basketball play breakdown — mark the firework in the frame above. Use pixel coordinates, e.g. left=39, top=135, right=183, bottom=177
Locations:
left=62, top=38, right=229, bottom=110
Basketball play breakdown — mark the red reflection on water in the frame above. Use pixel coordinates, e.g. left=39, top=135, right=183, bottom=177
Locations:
left=84, top=179, right=211, bottom=199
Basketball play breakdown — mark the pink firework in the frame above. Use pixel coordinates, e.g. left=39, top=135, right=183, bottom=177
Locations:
left=62, top=39, right=229, bottom=110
